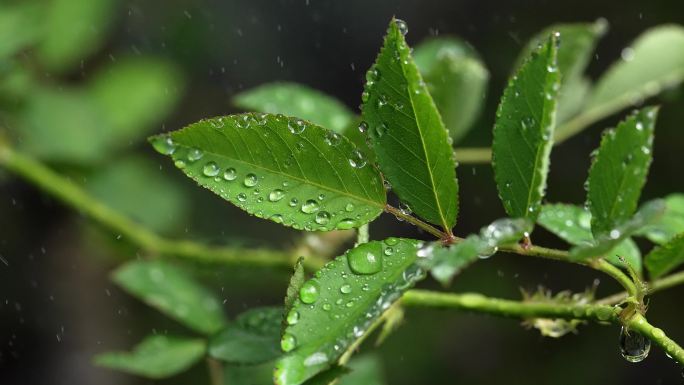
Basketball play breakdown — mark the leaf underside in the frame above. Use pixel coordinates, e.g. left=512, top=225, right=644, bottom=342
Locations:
left=209, top=307, right=283, bottom=365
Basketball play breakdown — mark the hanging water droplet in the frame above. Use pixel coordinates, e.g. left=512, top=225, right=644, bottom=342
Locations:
left=269, top=189, right=285, bottom=202
left=286, top=308, right=300, bottom=325
left=187, top=148, right=204, bottom=162
left=394, top=19, right=408, bottom=35
left=281, top=333, right=297, bottom=352
left=202, top=161, right=220, bottom=177
left=288, top=118, right=306, bottom=134
left=358, top=121, right=369, bottom=133
left=348, top=243, right=383, bottom=275
left=243, top=173, right=258, bottom=187
left=324, top=131, right=341, bottom=146
left=299, top=280, right=320, bottom=304
left=301, top=199, right=320, bottom=214
left=151, top=135, right=177, bottom=155
left=349, top=150, right=367, bottom=168
left=315, top=211, right=331, bottom=225
left=619, top=326, right=651, bottom=363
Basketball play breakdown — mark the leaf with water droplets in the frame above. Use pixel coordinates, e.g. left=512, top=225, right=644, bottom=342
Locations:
left=635, top=193, right=684, bottom=245
left=150, top=113, right=385, bottom=231
left=515, top=20, right=607, bottom=125
left=645, top=233, right=684, bottom=279
left=538, top=203, right=642, bottom=273
left=571, top=199, right=665, bottom=261
left=587, top=107, right=657, bottom=237
left=361, top=19, right=459, bottom=231
left=275, top=238, right=421, bottom=385
left=112, top=260, right=227, bottom=334
left=285, top=257, right=306, bottom=314
left=93, top=335, right=206, bottom=379
left=413, top=37, right=489, bottom=144
left=208, top=307, right=282, bottom=365
left=424, top=218, right=530, bottom=285
left=492, top=33, right=560, bottom=222
left=587, top=25, right=684, bottom=127
left=234, top=83, right=356, bottom=134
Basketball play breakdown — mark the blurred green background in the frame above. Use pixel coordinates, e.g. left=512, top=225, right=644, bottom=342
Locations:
left=1, top=0, right=683, bottom=384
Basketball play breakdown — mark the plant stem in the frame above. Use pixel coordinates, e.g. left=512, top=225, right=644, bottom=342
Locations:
left=453, top=147, right=492, bottom=164
left=206, top=358, right=224, bottom=385
left=597, top=270, right=684, bottom=305
left=402, top=290, right=684, bottom=365
left=0, top=141, right=325, bottom=270
left=384, top=204, right=447, bottom=239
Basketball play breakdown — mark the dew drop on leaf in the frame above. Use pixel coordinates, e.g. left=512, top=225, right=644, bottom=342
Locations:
left=151, top=135, right=176, bottom=155
left=301, top=199, right=320, bottom=214
left=187, top=148, right=204, bottom=162
left=270, top=214, right=283, bottom=223
left=286, top=309, right=300, bottom=325
left=336, top=218, right=357, bottom=230
left=288, top=118, right=306, bottom=134
left=223, top=168, right=237, bottom=181
left=619, top=326, right=651, bottom=363
left=345, top=203, right=355, bottom=212
left=269, top=189, right=285, bottom=202
left=243, top=173, right=258, bottom=187
left=289, top=198, right=299, bottom=207
left=394, top=18, right=408, bottom=35
left=281, top=333, right=297, bottom=352
left=348, top=243, right=383, bottom=275
left=174, top=160, right=186, bottom=169
left=202, top=161, right=220, bottom=177
left=237, top=193, right=247, bottom=202
left=349, top=150, right=367, bottom=168
left=315, top=211, right=331, bottom=225
left=324, top=131, right=341, bottom=146
left=340, top=284, right=352, bottom=294
left=358, top=121, right=369, bottom=133
left=299, top=280, right=320, bottom=304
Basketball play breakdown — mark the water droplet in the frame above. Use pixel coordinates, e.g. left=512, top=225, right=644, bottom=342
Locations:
left=609, top=229, right=621, bottom=239
left=299, top=280, right=320, bottom=304
left=521, top=116, right=536, bottom=131
left=223, top=168, right=237, bottom=181
left=546, top=64, right=557, bottom=73
left=301, top=199, right=320, bottom=214
left=385, top=237, right=399, bottom=246
left=345, top=203, right=355, bottom=212
left=358, top=121, right=369, bottom=133
left=281, top=333, right=297, bottom=352
left=289, top=198, right=299, bottom=207
left=270, top=214, right=283, bottom=223
left=187, top=148, right=204, bottom=162
left=619, top=327, right=651, bottom=363
left=315, top=211, right=331, bottom=225
left=340, top=284, right=352, bottom=294
left=210, top=117, right=225, bottom=128
left=318, top=193, right=325, bottom=201
left=151, top=135, right=177, bottom=155
left=621, top=47, right=635, bottom=62
left=348, top=243, right=383, bottom=275
left=202, top=161, right=220, bottom=177
left=337, top=218, right=357, bottom=230
left=243, top=173, right=258, bottom=187
left=349, top=150, right=367, bottom=168
left=286, top=309, right=299, bottom=325
left=372, top=123, right=388, bottom=138
left=394, top=19, right=408, bottom=35
left=174, top=160, right=186, bottom=169
left=361, top=90, right=370, bottom=102
left=322, top=303, right=332, bottom=311
left=237, top=193, right=247, bottom=202
left=384, top=247, right=394, bottom=256
left=236, top=115, right=251, bottom=129
left=324, top=131, right=341, bottom=146
left=288, top=118, right=306, bottom=134
left=269, top=189, right=285, bottom=202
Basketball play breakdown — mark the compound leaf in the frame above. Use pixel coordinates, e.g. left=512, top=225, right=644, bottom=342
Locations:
left=361, top=19, right=458, bottom=230
left=645, top=233, right=684, bottom=278
left=150, top=113, right=385, bottom=231
left=209, top=307, right=282, bottom=365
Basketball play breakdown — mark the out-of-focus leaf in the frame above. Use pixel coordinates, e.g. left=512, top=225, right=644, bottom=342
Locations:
left=275, top=238, right=421, bottom=385
left=636, top=193, right=684, bottom=244
left=150, top=113, right=385, bottom=231
left=224, top=361, right=276, bottom=385
left=645, top=233, right=684, bottom=278
left=587, top=108, right=657, bottom=237
left=284, top=257, right=306, bottom=313
left=94, top=335, right=206, bottom=379
left=233, top=82, right=355, bottom=134
left=0, top=3, right=43, bottom=59
left=36, top=0, right=117, bottom=71
left=338, top=354, right=385, bottom=385
left=89, top=58, right=183, bottom=144
left=113, top=260, right=227, bottom=334
left=86, top=156, right=188, bottom=233
left=413, top=37, right=489, bottom=144
left=361, top=19, right=459, bottom=230
left=492, top=34, right=559, bottom=221
left=209, top=307, right=282, bottom=365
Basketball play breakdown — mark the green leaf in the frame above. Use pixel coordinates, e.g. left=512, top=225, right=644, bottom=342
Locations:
left=426, top=218, right=530, bottom=285
left=209, top=307, right=282, bottom=365
left=224, top=361, right=276, bottom=385
left=374, top=303, right=404, bottom=346
left=150, top=113, right=385, bottom=231
left=645, top=233, right=684, bottom=278
left=94, top=335, right=206, bottom=379
left=112, top=260, right=227, bottom=334
left=516, top=21, right=606, bottom=125
left=234, top=83, right=356, bottom=134
left=361, top=19, right=459, bottom=230
left=284, top=257, right=306, bottom=313
left=571, top=199, right=665, bottom=261
left=636, top=193, right=684, bottom=244
left=89, top=58, right=183, bottom=144
left=36, top=0, right=117, bottom=71
left=275, top=238, right=422, bottom=385
left=587, top=107, right=657, bottom=237
left=587, top=25, right=684, bottom=123
left=492, top=33, right=560, bottom=221
left=86, top=156, right=188, bottom=233
left=538, top=204, right=642, bottom=272
left=413, top=37, right=489, bottom=144
left=337, top=354, right=385, bottom=385
left=0, top=3, right=43, bottom=59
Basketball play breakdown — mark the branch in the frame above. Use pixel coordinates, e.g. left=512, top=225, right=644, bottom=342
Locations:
left=597, top=270, right=684, bottom=305
left=401, top=290, right=684, bottom=365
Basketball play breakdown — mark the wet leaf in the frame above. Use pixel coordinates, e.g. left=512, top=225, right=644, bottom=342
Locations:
left=209, top=307, right=282, bottom=365
left=94, top=335, right=205, bottom=379
left=413, top=37, right=489, bottom=144
left=112, top=260, right=227, bottom=334
left=234, top=82, right=356, bottom=134
left=275, top=238, right=421, bottom=385
left=645, top=233, right=684, bottom=279
left=571, top=200, right=665, bottom=261
left=587, top=107, right=657, bottom=237
left=361, top=19, right=459, bottom=231
left=538, top=204, right=642, bottom=273
left=635, top=193, right=684, bottom=244
left=150, top=113, right=385, bottom=231
left=284, top=257, right=306, bottom=313
left=492, top=33, right=560, bottom=221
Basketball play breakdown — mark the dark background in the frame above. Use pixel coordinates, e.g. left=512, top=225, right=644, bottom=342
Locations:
left=1, top=0, right=683, bottom=384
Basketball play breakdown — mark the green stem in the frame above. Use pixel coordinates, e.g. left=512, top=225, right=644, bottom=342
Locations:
left=628, top=313, right=684, bottom=364
left=384, top=204, right=447, bottom=240
left=206, top=358, right=224, bottom=385
left=597, top=270, right=684, bottom=305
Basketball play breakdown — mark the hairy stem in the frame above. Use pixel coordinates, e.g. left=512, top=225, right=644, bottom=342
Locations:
left=597, top=270, right=684, bottom=305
